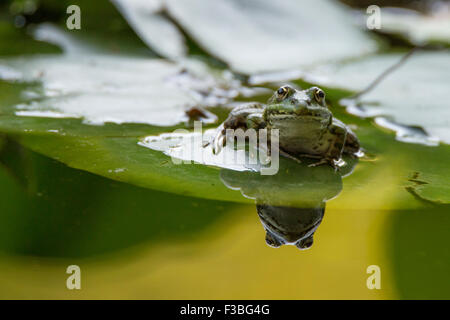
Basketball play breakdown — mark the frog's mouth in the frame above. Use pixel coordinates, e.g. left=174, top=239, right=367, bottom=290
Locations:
left=266, top=109, right=326, bottom=119
left=267, top=112, right=325, bottom=122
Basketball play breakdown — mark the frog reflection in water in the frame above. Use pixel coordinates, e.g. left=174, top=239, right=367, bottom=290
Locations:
left=220, top=157, right=358, bottom=250
left=212, top=85, right=361, bottom=167
left=257, top=204, right=324, bottom=249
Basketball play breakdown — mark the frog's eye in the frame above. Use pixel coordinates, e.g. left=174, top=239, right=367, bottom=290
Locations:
left=314, top=88, right=325, bottom=101
left=276, top=86, right=289, bottom=99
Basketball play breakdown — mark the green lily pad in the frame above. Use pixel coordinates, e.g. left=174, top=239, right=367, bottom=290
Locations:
left=405, top=171, right=450, bottom=205
left=15, top=131, right=362, bottom=207
left=10, top=99, right=449, bottom=206
left=0, top=3, right=448, bottom=207
left=16, top=133, right=245, bottom=203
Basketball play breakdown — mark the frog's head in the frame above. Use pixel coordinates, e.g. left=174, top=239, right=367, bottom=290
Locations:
left=266, top=85, right=330, bottom=120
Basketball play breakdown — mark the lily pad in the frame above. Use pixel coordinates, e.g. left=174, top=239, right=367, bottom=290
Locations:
left=15, top=131, right=361, bottom=207
left=0, top=4, right=449, bottom=207
left=162, top=0, right=377, bottom=74
left=304, top=50, right=450, bottom=145
left=1, top=54, right=201, bottom=126
left=111, top=0, right=187, bottom=59
left=377, top=7, right=450, bottom=46
left=0, top=25, right=264, bottom=133
left=16, top=134, right=247, bottom=203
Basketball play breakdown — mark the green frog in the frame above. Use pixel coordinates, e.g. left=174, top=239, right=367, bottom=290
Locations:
left=211, top=85, right=360, bottom=167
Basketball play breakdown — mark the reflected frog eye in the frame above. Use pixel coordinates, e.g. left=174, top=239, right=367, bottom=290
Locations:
left=314, top=88, right=325, bottom=101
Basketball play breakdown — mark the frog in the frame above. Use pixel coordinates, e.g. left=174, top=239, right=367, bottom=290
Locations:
left=211, top=85, right=361, bottom=167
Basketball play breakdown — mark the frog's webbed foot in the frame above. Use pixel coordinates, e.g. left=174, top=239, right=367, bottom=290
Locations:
left=209, top=103, right=264, bottom=155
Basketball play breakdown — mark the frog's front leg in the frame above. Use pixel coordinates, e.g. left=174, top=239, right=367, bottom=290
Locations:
left=309, top=125, right=347, bottom=169
left=211, top=103, right=264, bottom=154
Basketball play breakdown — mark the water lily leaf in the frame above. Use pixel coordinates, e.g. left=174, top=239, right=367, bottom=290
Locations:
left=0, top=8, right=448, bottom=206
left=0, top=22, right=272, bottom=137
left=9, top=111, right=448, bottom=206
left=377, top=7, right=450, bottom=46
left=164, top=0, right=377, bottom=74
left=304, top=50, right=450, bottom=145
left=0, top=25, right=264, bottom=133
left=111, top=0, right=187, bottom=59
left=16, top=131, right=359, bottom=207
left=0, top=54, right=201, bottom=127
left=406, top=172, right=450, bottom=205
left=16, top=134, right=246, bottom=203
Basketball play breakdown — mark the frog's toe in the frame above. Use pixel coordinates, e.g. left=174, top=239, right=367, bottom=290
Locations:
left=212, top=135, right=225, bottom=154
left=278, top=149, right=302, bottom=164
left=307, top=159, right=329, bottom=168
